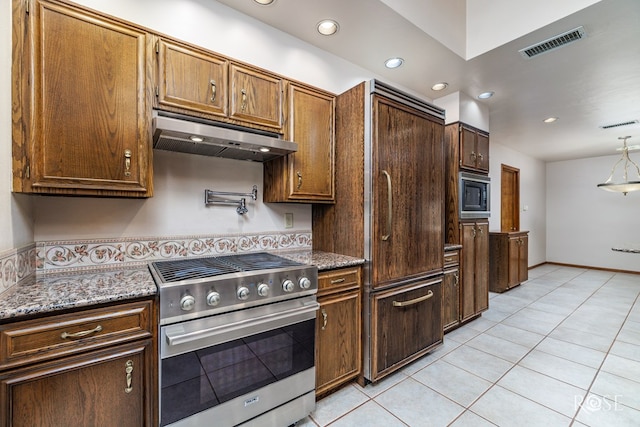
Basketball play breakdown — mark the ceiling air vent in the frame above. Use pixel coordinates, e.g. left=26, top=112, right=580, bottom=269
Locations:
left=599, top=120, right=639, bottom=129
left=519, top=26, right=586, bottom=59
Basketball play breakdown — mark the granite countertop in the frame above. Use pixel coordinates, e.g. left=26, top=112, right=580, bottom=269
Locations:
left=612, top=244, right=640, bottom=253
left=0, top=250, right=365, bottom=322
left=0, top=267, right=157, bottom=321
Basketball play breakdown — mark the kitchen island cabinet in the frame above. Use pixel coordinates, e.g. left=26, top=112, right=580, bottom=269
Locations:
left=489, top=231, right=529, bottom=292
left=264, top=82, right=335, bottom=203
left=12, top=0, right=153, bottom=197
left=0, top=298, right=157, bottom=427
left=315, top=267, right=361, bottom=398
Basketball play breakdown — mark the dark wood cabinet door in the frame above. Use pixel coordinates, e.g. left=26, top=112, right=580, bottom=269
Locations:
left=475, top=221, right=490, bottom=312
left=475, top=132, right=490, bottom=172
left=229, top=63, right=283, bottom=129
left=1, top=340, right=154, bottom=427
left=15, top=0, right=152, bottom=196
left=370, top=279, right=443, bottom=380
left=460, top=126, right=478, bottom=170
left=518, top=235, right=529, bottom=283
left=508, top=235, right=521, bottom=287
left=315, top=291, right=361, bottom=397
left=460, top=222, right=477, bottom=320
left=371, top=95, right=444, bottom=287
left=443, top=267, right=460, bottom=331
left=156, top=38, right=228, bottom=117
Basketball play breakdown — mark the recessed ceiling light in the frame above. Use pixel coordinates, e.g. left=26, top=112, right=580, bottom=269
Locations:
left=543, top=117, right=558, bottom=123
left=254, top=0, right=275, bottom=5
left=431, top=82, right=448, bottom=91
left=477, top=91, right=494, bottom=99
left=317, top=20, right=339, bottom=36
left=385, top=57, right=404, bottom=69
left=259, top=147, right=271, bottom=153
left=189, top=136, right=204, bottom=142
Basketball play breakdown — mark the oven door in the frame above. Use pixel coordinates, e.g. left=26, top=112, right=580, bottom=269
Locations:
left=160, top=295, right=319, bottom=427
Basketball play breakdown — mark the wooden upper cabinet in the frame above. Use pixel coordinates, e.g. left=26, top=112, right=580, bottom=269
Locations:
left=155, top=38, right=228, bottom=118
left=460, top=125, right=489, bottom=173
left=229, top=63, right=283, bottom=130
left=263, top=82, right=336, bottom=203
left=12, top=0, right=153, bottom=197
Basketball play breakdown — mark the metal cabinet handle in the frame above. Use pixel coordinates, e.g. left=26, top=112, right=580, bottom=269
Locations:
left=297, top=171, right=302, bottom=189
left=393, top=290, right=434, bottom=307
left=381, top=170, right=392, bottom=241
left=477, top=226, right=484, bottom=235
left=330, top=278, right=345, bottom=284
left=454, top=273, right=459, bottom=286
left=321, top=309, right=328, bottom=330
left=124, top=360, right=134, bottom=393
left=478, top=153, right=484, bottom=161
left=60, top=324, right=103, bottom=339
left=210, top=79, right=217, bottom=102
left=472, top=227, right=477, bottom=237
left=124, top=150, right=132, bottom=177
left=470, top=151, right=476, bottom=161
left=241, top=88, right=247, bottom=112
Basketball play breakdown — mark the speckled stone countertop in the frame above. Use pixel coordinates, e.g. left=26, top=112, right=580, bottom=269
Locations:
left=612, top=244, right=640, bottom=253
left=276, top=250, right=366, bottom=271
left=0, top=250, right=364, bottom=322
left=0, top=267, right=157, bottom=321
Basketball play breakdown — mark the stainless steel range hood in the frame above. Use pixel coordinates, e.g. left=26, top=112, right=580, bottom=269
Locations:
left=152, top=112, right=297, bottom=162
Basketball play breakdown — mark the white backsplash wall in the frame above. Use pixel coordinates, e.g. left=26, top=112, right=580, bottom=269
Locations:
left=33, top=151, right=312, bottom=241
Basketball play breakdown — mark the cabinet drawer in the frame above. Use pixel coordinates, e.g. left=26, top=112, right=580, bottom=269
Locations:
left=0, top=300, right=153, bottom=370
left=370, top=278, right=443, bottom=381
left=318, top=267, right=361, bottom=295
left=443, top=251, right=459, bottom=267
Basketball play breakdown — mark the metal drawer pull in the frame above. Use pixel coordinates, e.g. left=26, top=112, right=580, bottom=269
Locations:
left=382, top=170, right=392, bottom=241
left=241, top=88, right=247, bottom=112
left=393, top=290, right=434, bottom=307
left=330, top=278, right=345, bottom=284
left=321, top=309, right=328, bottom=330
left=124, top=360, right=134, bottom=393
left=124, top=149, right=132, bottom=177
left=297, top=171, right=303, bottom=189
left=60, top=324, right=103, bottom=339
left=210, top=79, right=217, bottom=102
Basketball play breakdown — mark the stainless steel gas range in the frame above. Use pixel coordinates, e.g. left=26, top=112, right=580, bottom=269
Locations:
left=149, top=252, right=319, bottom=427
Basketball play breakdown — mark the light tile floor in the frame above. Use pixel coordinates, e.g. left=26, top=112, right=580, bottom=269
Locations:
left=298, top=264, right=640, bottom=427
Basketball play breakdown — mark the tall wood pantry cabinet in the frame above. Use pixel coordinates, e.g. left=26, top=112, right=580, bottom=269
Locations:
left=460, top=221, right=489, bottom=321
left=12, top=0, right=153, bottom=197
left=313, top=80, right=445, bottom=383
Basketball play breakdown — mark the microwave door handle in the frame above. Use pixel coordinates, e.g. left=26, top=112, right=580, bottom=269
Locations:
left=381, top=170, right=392, bottom=241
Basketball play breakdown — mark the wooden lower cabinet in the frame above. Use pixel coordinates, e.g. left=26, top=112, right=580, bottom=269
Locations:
left=443, top=247, right=461, bottom=332
left=460, top=221, right=489, bottom=322
left=369, top=278, right=443, bottom=381
left=1, top=340, right=154, bottom=427
left=315, top=267, right=361, bottom=398
left=0, top=298, right=157, bottom=427
left=489, top=231, right=529, bottom=292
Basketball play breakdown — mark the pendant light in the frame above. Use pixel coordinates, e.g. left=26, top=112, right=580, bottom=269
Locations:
left=597, top=136, right=640, bottom=195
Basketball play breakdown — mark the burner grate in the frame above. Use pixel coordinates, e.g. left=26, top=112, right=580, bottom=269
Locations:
left=151, top=252, right=304, bottom=283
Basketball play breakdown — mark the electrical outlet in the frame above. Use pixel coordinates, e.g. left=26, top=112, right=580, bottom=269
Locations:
left=284, top=213, right=294, bottom=229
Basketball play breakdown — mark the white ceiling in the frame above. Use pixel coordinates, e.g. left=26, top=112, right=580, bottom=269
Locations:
left=214, top=0, right=640, bottom=162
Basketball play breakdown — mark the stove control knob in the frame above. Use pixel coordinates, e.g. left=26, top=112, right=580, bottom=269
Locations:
left=282, top=279, right=295, bottom=293
left=299, top=277, right=311, bottom=289
left=237, top=286, right=250, bottom=300
left=180, top=294, right=196, bottom=311
left=257, top=283, right=270, bottom=297
left=206, top=291, right=221, bottom=306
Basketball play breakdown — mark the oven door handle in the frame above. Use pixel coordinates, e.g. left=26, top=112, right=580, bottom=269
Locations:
left=164, top=300, right=319, bottom=349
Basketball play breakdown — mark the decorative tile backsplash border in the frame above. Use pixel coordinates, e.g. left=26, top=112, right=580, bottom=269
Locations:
left=0, top=244, right=37, bottom=294
left=36, top=231, right=312, bottom=275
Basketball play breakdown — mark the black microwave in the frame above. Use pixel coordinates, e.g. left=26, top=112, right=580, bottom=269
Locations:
left=459, top=172, right=491, bottom=218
